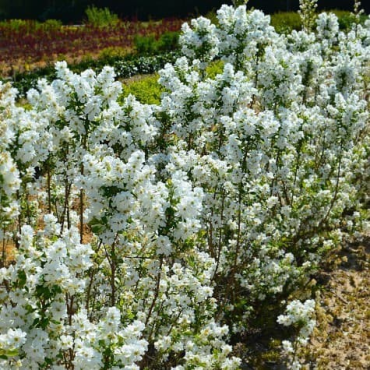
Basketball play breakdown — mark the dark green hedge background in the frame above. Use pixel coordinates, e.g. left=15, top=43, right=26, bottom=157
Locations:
left=0, top=0, right=368, bottom=22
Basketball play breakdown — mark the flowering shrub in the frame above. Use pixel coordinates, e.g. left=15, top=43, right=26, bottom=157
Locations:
left=0, top=3, right=369, bottom=369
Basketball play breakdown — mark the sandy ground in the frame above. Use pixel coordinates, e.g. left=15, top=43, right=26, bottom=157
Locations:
left=302, top=236, right=370, bottom=369
left=235, top=234, right=370, bottom=370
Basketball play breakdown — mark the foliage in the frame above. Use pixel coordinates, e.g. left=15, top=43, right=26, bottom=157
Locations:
left=121, top=74, right=166, bottom=105
left=331, top=10, right=356, bottom=30
left=0, top=4, right=369, bottom=370
left=0, top=18, right=62, bottom=33
left=204, top=9, right=219, bottom=25
left=205, top=59, right=225, bottom=79
left=330, top=9, right=367, bottom=30
left=232, top=0, right=250, bottom=7
left=97, top=46, right=129, bottom=62
left=134, top=31, right=180, bottom=55
left=270, top=9, right=366, bottom=34
left=134, top=35, right=158, bottom=55
left=113, top=52, right=180, bottom=78
left=157, top=31, right=180, bottom=52
left=84, top=5, right=119, bottom=28
left=271, top=12, right=302, bottom=34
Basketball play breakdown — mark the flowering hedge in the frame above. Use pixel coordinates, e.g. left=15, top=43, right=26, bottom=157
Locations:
left=0, top=3, right=369, bottom=369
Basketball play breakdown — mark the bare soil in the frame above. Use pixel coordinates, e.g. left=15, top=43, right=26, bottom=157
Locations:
left=303, top=236, right=370, bottom=369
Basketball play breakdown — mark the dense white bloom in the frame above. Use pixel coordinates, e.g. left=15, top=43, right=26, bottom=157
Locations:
left=0, top=152, right=20, bottom=198
left=180, top=17, right=220, bottom=66
left=316, top=12, right=339, bottom=43
left=278, top=299, right=316, bottom=368
left=0, top=4, right=369, bottom=369
left=0, top=328, right=27, bottom=353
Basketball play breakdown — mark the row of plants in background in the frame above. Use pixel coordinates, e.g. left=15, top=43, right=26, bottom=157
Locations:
left=0, top=16, right=183, bottom=77
left=0, top=5, right=365, bottom=86
left=2, top=51, right=180, bottom=97
left=2, top=5, right=364, bottom=97
left=134, top=31, right=180, bottom=55
left=0, top=5, right=180, bottom=93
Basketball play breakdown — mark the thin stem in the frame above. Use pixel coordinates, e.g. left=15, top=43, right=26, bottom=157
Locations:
left=79, top=187, right=84, bottom=244
left=319, top=149, right=343, bottom=228
left=110, top=241, right=116, bottom=307
left=145, top=257, right=163, bottom=330
left=79, top=134, right=87, bottom=243
left=85, top=240, right=103, bottom=313
left=47, top=165, right=52, bottom=214
left=1, top=231, right=5, bottom=268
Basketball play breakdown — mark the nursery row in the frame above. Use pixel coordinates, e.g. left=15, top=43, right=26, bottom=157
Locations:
left=0, top=18, right=182, bottom=76
left=0, top=2, right=369, bottom=369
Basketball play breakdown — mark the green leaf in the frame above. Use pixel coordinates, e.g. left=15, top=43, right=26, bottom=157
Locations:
left=0, top=348, right=19, bottom=358
left=17, top=270, right=27, bottom=288
left=89, top=217, right=106, bottom=234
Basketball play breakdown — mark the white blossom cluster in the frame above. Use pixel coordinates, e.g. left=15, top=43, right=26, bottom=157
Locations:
left=277, top=299, right=316, bottom=369
left=0, top=3, right=369, bottom=369
left=0, top=83, right=21, bottom=238
left=0, top=221, right=147, bottom=369
left=299, top=0, right=318, bottom=32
